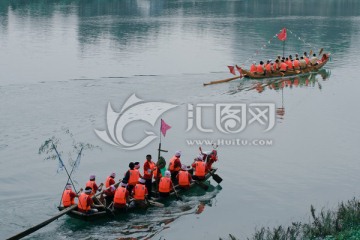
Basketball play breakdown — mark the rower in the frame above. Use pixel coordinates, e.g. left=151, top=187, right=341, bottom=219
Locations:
left=265, top=60, right=272, bottom=74
left=131, top=178, right=148, bottom=207
left=299, top=56, right=307, bottom=69
left=256, top=61, right=265, bottom=75
left=206, top=150, right=218, bottom=172
left=143, top=154, right=156, bottom=198
left=113, top=182, right=129, bottom=211
left=293, top=58, right=300, bottom=70
left=101, top=185, right=116, bottom=207
left=250, top=61, right=257, bottom=73
left=158, top=171, right=174, bottom=199
left=62, top=183, right=81, bottom=207
left=303, top=52, right=310, bottom=65
left=280, top=59, right=288, bottom=72
left=123, top=162, right=141, bottom=193
left=192, top=156, right=206, bottom=181
left=86, top=175, right=103, bottom=197
left=176, top=164, right=192, bottom=189
left=286, top=57, right=293, bottom=70
left=78, top=187, right=102, bottom=214
left=134, top=162, right=140, bottom=170
left=168, top=151, right=182, bottom=183
left=310, top=53, right=319, bottom=66
left=105, top=172, right=116, bottom=188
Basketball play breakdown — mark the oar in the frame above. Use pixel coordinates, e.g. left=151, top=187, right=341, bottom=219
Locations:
left=318, top=48, right=324, bottom=56
left=147, top=199, right=165, bottom=208
left=199, top=147, right=223, bottom=184
left=172, top=183, right=183, bottom=201
left=6, top=205, right=77, bottom=240
left=203, top=75, right=241, bottom=86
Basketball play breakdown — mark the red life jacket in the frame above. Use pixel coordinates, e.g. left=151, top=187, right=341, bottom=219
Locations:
left=105, top=176, right=115, bottom=188
left=194, top=161, right=206, bottom=177
left=143, top=161, right=156, bottom=179
left=280, top=62, right=287, bottom=71
left=159, top=177, right=171, bottom=193
left=128, top=169, right=140, bottom=186
left=86, top=180, right=96, bottom=196
left=273, top=63, right=277, bottom=71
left=62, top=189, right=75, bottom=207
left=265, top=63, right=272, bottom=72
left=250, top=64, right=257, bottom=73
left=133, top=184, right=146, bottom=200
left=304, top=57, right=310, bottom=64
left=114, top=187, right=127, bottom=205
left=286, top=60, right=293, bottom=69
left=293, top=60, right=300, bottom=69
left=256, top=64, right=264, bottom=74
left=168, top=156, right=180, bottom=172
left=78, top=193, right=91, bottom=211
left=178, top=171, right=190, bottom=187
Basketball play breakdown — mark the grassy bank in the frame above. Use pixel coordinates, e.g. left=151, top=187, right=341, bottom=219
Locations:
left=221, top=198, right=360, bottom=240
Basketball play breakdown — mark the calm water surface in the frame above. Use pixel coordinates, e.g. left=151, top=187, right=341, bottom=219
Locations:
left=1, top=0, right=360, bottom=239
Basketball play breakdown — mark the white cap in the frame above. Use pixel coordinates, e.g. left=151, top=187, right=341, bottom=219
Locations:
left=165, top=170, right=171, bottom=177
left=110, top=172, right=116, bottom=178
left=120, top=182, right=128, bottom=188
left=138, top=178, right=146, bottom=184
left=175, top=151, right=181, bottom=157
left=110, top=185, right=116, bottom=191
left=252, top=61, right=256, bottom=64
left=89, top=174, right=95, bottom=180
left=181, top=164, right=188, bottom=171
left=84, top=188, right=92, bottom=194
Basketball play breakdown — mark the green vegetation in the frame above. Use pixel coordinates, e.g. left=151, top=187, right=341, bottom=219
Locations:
left=221, top=198, right=360, bottom=240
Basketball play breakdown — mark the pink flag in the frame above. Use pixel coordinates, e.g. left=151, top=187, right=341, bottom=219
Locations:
left=228, top=66, right=236, bottom=75
left=277, top=28, right=287, bottom=41
left=235, top=65, right=243, bottom=78
left=160, top=119, right=171, bottom=137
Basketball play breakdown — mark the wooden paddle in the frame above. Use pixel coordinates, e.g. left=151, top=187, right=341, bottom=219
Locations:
left=147, top=199, right=165, bottom=208
left=318, top=48, right=324, bottom=56
left=203, top=75, right=241, bottom=86
left=7, top=205, right=77, bottom=240
left=171, top=183, right=183, bottom=201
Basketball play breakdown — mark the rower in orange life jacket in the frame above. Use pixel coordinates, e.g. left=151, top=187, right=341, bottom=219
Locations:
left=143, top=154, right=156, bottom=198
left=256, top=61, right=265, bottom=75
left=105, top=172, right=116, bottom=188
left=250, top=61, right=257, bottom=73
left=286, top=57, right=293, bottom=70
left=280, top=60, right=288, bottom=72
left=86, top=175, right=103, bottom=197
left=101, top=185, right=116, bottom=207
left=191, top=156, right=207, bottom=180
left=78, top=187, right=100, bottom=213
left=265, top=60, right=272, bottom=74
left=123, top=162, right=141, bottom=193
left=303, top=52, right=310, bottom=65
left=131, top=178, right=148, bottom=208
left=158, top=170, right=173, bottom=198
left=177, top=164, right=192, bottom=189
left=114, top=182, right=129, bottom=209
left=168, top=151, right=182, bottom=182
left=62, top=183, right=80, bottom=207
left=293, top=58, right=300, bottom=70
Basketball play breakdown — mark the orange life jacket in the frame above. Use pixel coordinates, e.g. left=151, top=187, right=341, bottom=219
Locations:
left=153, top=167, right=161, bottom=179
left=105, top=176, right=114, bottom=188
left=159, top=177, right=171, bottom=193
left=86, top=180, right=96, bottom=196
left=265, top=63, right=272, bottom=72
left=78, top=193, right=91, bottom=211
left=250, top=64, right=257, bottom=73
left=293, top=60, right=300, bottom=69
left=133, top=184, right=146, bottom=200
left=304, top=57, right=309, bottom=64
left=256, top=64, right=264, bottom=74
left=286, top=60, right=293, bottom=69
left=128, top=169, right=140, bottom=186
left=143, top=161, right=156, bottom=179
left=273, top=63, right=277, bottom=71
left=178, top=171, right=190, bottom=187
left=62, top=189, right=75, bottom=207
left=114, top=187, right=127, bottom=205
left=280, top=62, right=287, bottom=71
left=194, top=161, right=206, bottom=177
left=168, top=156, right=180, bottom=171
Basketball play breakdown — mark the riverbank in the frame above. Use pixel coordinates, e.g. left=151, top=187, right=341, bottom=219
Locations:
left=221, top=198, right=360, bottom=240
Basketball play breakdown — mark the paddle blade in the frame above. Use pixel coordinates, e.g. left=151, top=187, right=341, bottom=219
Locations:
left=319, top=48, right=324, bottom=56
left=212, top=173, right=223, bottom=184
left=309, top=49, right=313, bottom=56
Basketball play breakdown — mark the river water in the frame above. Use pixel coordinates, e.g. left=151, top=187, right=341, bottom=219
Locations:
left=1, top=0, right=360, bottom=239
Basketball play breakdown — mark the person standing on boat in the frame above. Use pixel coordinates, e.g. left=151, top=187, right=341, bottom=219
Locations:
left=191, top=156, right=207, bottom=181
left=158, top=171, right=174, bottom=198
left=132, top=178, right=148, bottom=207
left=250, top=61, right=257, bottom=73
left=62, top=183, right=81, bottom=207
left=114, top=182, right=129, bottom=210
left=86, top=175, right=103, bottom=197
left=256, top=61, right=265, bottom=75
left=168, top=151, right=182, bottom=183
left=105, top=172, right=116, bottom=188
left=176, top=165, right=192, bottom=189
left=123, top=162, right=141, bottom=193
left=78, top=187, right=101, bottom=213
left=143, top=154, right=156, bottom=198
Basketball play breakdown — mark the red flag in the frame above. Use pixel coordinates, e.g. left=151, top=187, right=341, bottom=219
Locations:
left=160, top=119, right=171, bottom=137
left=235, top=65, right=243, bottom=78
left=277, top=28, right=287, bottom=41
left=228, top=66, right=236, bottom=75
